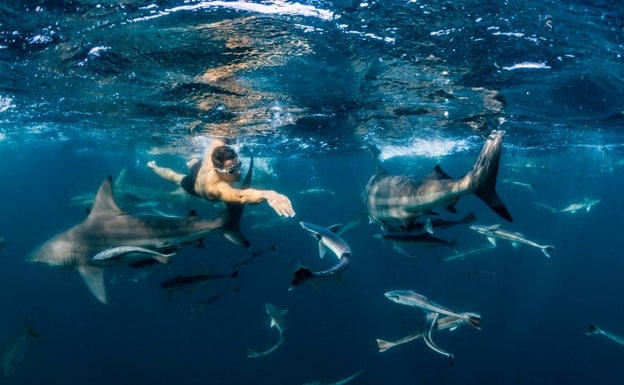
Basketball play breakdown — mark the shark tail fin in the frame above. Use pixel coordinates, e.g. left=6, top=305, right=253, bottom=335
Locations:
left=541, top=245, right=555, bottom=258
left=289, top=267, right=314, bottom=289
left=464, top=312, right=481, bottom=330
left=586, top=323, right=600, bottom=335
left=376, top=339, right=394, bottom=353
left=468, top=130, right=513, bottom=223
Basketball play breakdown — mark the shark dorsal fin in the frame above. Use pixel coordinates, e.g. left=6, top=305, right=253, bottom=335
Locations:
left=428, top=164, right=453, bottom=180
left=368, top=144, right=388, bottom=175
left=186, top=209, right=200, bottom=219
left=487, top=224, right=501, bottom=231
left=89, top=175, right=123, bottom=218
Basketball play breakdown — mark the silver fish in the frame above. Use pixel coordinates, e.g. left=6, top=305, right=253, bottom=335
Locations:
left=384, top=289, right=481, bottom=329
left=289, top=221, right=353, bottom=289
left=469, top=224, right=554, bottom=258
left=91, top=245, right=174, bottom=266
left=363, top=130, right=512, bottom=231
left=247, top=303, right=288, bottom=358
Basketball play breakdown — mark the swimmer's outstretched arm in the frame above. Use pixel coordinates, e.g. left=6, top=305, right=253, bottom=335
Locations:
left=217, top=185, right=295, bottom=217
left=147, top=161, right=185, bottom=185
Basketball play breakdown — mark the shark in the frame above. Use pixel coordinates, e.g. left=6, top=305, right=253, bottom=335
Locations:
left=362, top=130, right=513, bottom=232
left=247, top=303, right=288, bottom=358
left=1, top=321, right=38, bottom=377
left=301, top=370, right=363, bottom=385
left=289, top=221, right=354, bottom=289
left=26, top=175, right=229, bottom=304
left=469, top=224, right=554, bottom=258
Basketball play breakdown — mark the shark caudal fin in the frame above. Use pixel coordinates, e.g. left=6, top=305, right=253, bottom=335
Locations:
left=586, top=323, right=601, bottom=335
left=467, top=131, right=513, bottom=223
left=223, top=155, right=254, bottom=248
left=541, top=245, right=555, bottom=258
left=289, top=267, right=314, bottom=289
left=463, top=312, right=482, bottom=330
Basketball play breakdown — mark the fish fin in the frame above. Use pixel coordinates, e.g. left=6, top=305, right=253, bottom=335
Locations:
left=541, top=245, right=554, bottom=258
left=461, top=212, right=477, bottom=224
left=487, top=237, right=497, bottom=246
left=89, top=175, right=124, bottom=219
left=153, top=255, right=171, bottom=264
left=289, top=267, right=314, bottom=289
left=444, top=199, right=459, bottom=213
left=429, top=164, right=453, bottom=180
left=76, top=265, right=107, bottom=304
left=511, top=242, right=521, bottom=248
left=424, top=218, right=433, bottom=234
left=469, top=131, right=513, bottom=222
left=318, top=242, right=327, bottom=259
left=449, top=326, right=458, bottom=332
left=376, top=339, right=394, bottom=353
left=367, top=144, right=387, bottom=175
left=327, top=223, right=344, bottom=234
left=464, top=312, right=481, bottom=330
left=586, top=323, right=601, bottom=335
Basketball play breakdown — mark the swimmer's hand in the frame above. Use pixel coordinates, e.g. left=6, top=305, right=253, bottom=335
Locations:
left=147, top=160, right=157, bottom=169
left=267, top=192, right=296, bottom=218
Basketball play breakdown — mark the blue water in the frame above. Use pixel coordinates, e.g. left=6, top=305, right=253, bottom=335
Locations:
left=1, top=0, right=623, bottom=384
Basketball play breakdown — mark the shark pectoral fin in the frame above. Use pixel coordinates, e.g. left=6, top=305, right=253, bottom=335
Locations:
left=511, top=241, right=521, bottom=248
left=76, top=266, right=107, bottom=304
left=327, top=223, right=344, bottom=234
left=318, top=242, right=327, bottom=259
left=486, top=237, right=497, bottom=246
left=425, top=218, right=434, bottom=234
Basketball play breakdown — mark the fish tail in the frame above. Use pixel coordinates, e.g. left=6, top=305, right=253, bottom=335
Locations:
left=465, top=312, right=482, bottom=330
left=541, top=245, right=555, bottom=258
left=468, top=130, right=513, bottom=223
left=586, top=322, right=601, bottom=335
left=154, top=255, right=171, bottom=264
left=289, top=267, right=314, bottom=288
left=376, top=339, right=394, bottom=353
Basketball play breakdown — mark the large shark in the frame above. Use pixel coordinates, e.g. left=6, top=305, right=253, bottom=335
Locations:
left=26, top=175, right=228, bottom=304
left=362, top=130, right=513, bottom=231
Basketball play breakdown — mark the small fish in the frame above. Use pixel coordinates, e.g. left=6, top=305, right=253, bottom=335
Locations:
left=301, top=370, right=363, bottom=385
left=1, top=321, right=39, bottom=377
left=232, top=244, right=276, bottom=269
left=440, top=244, right=496, bottom=262
left=190, top=286, right=240, bottom=313
left=377, top=315, right=466, bottom=353
left=503, top=62, right=551, bottom=70
left=470, top=224, right=554, bottom=257
left=298, top=188, right=335, bottom=196
left=534, top=198, right=599, bottom=214
left=91, top=246, right=174, bottom=266
left=501, top=178, right=533, bottom=192
left=384, top=289, right=481, bottom=329
left=586, top=323, right=624, bottom=347
left=159, top=270, right=238, bottom=289
left=247, top=303, right=289, bottom=358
